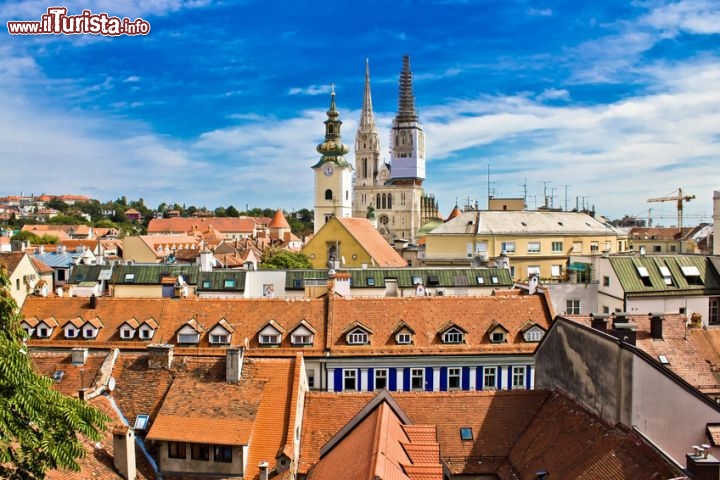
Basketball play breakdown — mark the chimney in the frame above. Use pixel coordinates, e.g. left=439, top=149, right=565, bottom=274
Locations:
left=259, top=461, right=269, bottom=480
left=89, top=294, right=97, bottom=309
left=78, top=388, right=87, bottom=401
left=686, top=447, right=720, bottom=480
left=590, top=313, right=609, bottom=332
left=226, top=346, right=244, bottom=383
left=113, top=425, right=137, bottom=480
left=649, top=313, right=664, bottom=340
left=147, top=344, right=174, bottom=369
left=71, top=347, right=88, bottom=365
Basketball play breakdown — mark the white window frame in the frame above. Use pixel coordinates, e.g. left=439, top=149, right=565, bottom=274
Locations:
left=374, top=368, right=388, bottom=390
left=483, top=367, right=497, bottom=389
left=396, top=332, right=412, bottom=344
left=343, top=369, right=357, bottom=391
left=347, top=330, right=368, bottom=345
left=259, top=334, right=280, bottom=345
left=491, top=331, right=505, bottom=343
left=448, top=367, right=461, bottom=390
left=178, top=333, right=199, bottom=344
left=526, top=329, right=543, bottom=342
left=566, top=299, right=581, bottom=315
left=121, top=328, right=134, bottom=339
left=527, top=242, right=541, bottom=254
left=551, top=241, right=563, bottom=252
left=527, top=265, right=541, bottom=277
left=410, top=368, right=424, bottom=390
left=291, top=334, right=313, bottom=345
left=551, top=265, right=562, bottom=277
left=210, top=334, right=229, bottom=345
left=501, top=241, right=515, bottom=253
left=512, top=366, right=526, bottom=389
left=443, top=329, right=464, bottom=344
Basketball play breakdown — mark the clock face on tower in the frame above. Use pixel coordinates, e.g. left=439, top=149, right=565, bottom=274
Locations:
left=323, top=164, right=334, bottom=177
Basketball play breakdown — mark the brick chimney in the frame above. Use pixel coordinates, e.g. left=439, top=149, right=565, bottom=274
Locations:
left=147, top=344, right=174, bottom=369
left=649, top=312, right=664, bottom=340
left=226, top=346, right=244, bottom=383
left=590, top=313, right=608, bottom=332
left=113, top=424, right=137, bottom=480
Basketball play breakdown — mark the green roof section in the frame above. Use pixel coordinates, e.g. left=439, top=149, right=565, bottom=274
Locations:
left=609, top=255, right=720, bottom=296
left=69, top=265, right=107, bottom=284
left=285, top=267, right=512, bottom=290
left=197, top=270, right=246, bottom=291
left=111, top=264, right=200, bottom=285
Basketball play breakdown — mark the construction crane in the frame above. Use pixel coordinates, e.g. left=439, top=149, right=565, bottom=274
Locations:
left=647, top=188, right=696, bottom=230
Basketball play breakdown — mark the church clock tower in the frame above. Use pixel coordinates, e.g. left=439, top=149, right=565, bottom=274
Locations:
left=312, top=86, right=353, bottom=234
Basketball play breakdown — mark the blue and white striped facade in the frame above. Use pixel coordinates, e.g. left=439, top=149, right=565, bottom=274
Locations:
left=316, top=356, right=535, bottom=393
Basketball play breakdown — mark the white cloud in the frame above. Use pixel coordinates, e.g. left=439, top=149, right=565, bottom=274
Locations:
left=527, top=8, right=553, bottom=17
left=536, top=88, right=571, bottom=101
left=124, top=75, right=140, bottom=83
left=641, top=0, right=720, bottom=34
left=288, top=85, right=332, bottom=96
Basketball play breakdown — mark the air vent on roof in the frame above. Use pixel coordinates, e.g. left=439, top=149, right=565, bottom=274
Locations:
left=53, top=370, right=65, bottom=382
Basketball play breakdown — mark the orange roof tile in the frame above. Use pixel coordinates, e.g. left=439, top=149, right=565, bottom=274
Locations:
left=0, top=251, right=27, bottom=272
left=269, top=209, right=291, bottom=229
left=568, top=313, right=719, bottom=394
left=148, top=217, right=258, bottom=235
left=147, top=414, right=253, bottom=444
left=498, top=391, right=686, bottom=479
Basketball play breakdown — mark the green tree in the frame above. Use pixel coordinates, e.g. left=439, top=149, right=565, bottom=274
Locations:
left=10, top=231, right=59, bottom=245
left=214, top=207, right=227, bottom=217
left=0, top=265, right=109, bottom=479
left=48, top=214, right=86, bottom=225
left=260, top=248, right=313, bottom=270
left=46, top=199, right=69, bottom=212
left=226, top=205, right=240, bottom=217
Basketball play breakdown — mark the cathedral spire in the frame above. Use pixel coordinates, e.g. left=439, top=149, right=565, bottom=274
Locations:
left=359, top=59, right=375, bottom=130
left=396, top=55, right=418, bottom=123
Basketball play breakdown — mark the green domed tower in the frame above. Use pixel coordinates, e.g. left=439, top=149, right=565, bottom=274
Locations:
left=312, top=86, right=354, bottom=234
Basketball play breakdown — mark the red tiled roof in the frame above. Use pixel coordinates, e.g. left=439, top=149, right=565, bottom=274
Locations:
left=568, top=314, right=719, bottom=394
left=269, top=209, right=291, bottom=229
left=45, top=396, right=154, bottom=480
left=148, top=217, right=258, bottom=235
left=0, top=251, right=27, bottom=273
left=31, top=256, right=54, bottom=274
left=20, top=294, right=553, bottom=357
left=335, top=217, right=407, bottom=267
left=31, top=351, right=108, bottom=397
left=300, top=390, right=549, bottom=475
left=498, top=391, right=686, bottom=479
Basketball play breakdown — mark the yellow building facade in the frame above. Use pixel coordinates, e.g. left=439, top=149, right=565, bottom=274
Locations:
left=424, top=210, right=627, bottom=281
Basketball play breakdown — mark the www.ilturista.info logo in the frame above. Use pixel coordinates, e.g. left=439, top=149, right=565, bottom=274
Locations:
left=7, top=7, right=151, bottom=36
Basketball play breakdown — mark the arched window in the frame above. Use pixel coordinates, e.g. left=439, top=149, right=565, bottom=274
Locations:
left=376, top=194, right=381, bottom=209
left=325, top=189, right=333, bottom=200
left=363, top=158, right=368, bottom=178
left=328, top=124, right=334, bottom=134
left=381, top=193, right=387, bottom=210
left=387, top=194, right=392, bottom=209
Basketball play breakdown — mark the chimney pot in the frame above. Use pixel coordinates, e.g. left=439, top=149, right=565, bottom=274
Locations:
left=649, top=313, right=664, bottom=340
left=259, top=461, right=269, bottom=480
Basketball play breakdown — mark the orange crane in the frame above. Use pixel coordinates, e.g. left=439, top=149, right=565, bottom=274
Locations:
left=647, top=188, right=695, bottom=230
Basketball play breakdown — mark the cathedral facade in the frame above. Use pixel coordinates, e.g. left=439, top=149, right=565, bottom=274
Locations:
left=313, top=56, right=439, bottom=240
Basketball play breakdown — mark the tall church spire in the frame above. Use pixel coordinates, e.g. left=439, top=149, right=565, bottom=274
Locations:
left=354, top=60, right=381, bottom=187
left=359, top=59, right=375, bottom=130
left=390, top=55, right=425, bottom=183
left=396, top=55, right=418, bottom=123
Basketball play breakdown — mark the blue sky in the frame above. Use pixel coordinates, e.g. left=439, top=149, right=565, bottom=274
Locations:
left=1, top=0, right=719, bottom=224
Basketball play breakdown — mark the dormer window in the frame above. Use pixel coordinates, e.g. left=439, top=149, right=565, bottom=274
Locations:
left=259, top=334, right=280, bottom=345
left=121, top=329, right=134, bottom=339
left=258, top=321, right=284, bottom=346
left=178, top=332, right=200, bottom=344
left=526, top=330, right=543, bottom=342
left=84, top=328, right=96, bottom=339
left=491, top=332, right=505, bottom=343
left=38, top=327, right=49, bottom=338
left=347, top=329, right=368, bottom=345
left=396, top=332, right=412, bottom=344
left=681, top=265, right=703, bottom=285
left=443, top=328, right=464, bottom=344
left=210, top=334, right=229, bottom=344
left=65, top=328, right=78, bottom=339
left=290, top=320, right=316, bottom=347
